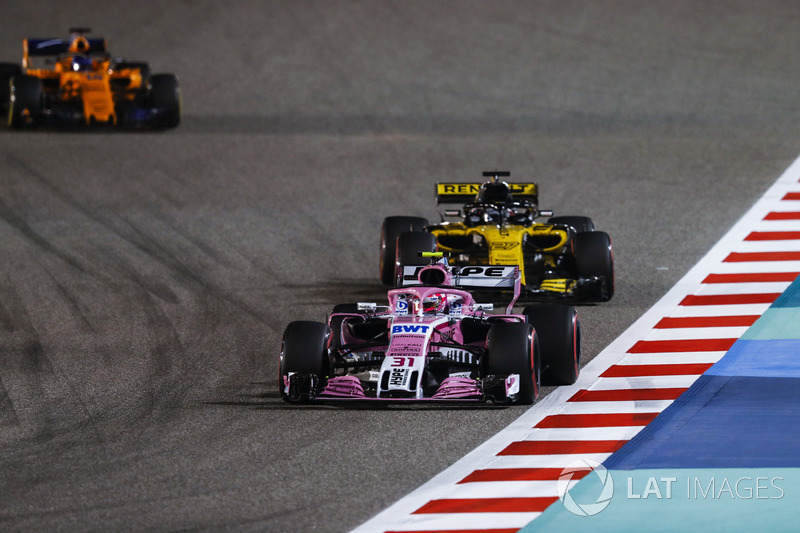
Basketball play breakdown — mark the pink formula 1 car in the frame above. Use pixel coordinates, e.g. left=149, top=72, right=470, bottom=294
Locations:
left=279, top=253, right=580, bottom=405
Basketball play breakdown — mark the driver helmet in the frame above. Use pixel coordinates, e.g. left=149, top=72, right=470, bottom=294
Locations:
left=476, top=181, right=512, bottom=205
left=422, top=293, right=447, bottom=315
left=71, top=55, right=93, bottom=72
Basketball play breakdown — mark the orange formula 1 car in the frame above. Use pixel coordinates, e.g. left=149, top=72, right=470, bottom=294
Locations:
left=0, top=28, right=180, bottom=129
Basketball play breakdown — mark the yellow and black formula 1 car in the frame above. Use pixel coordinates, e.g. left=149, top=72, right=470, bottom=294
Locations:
left=379, top=171, right=614, bottom=303
left=1, top=28, right=180, bottom=129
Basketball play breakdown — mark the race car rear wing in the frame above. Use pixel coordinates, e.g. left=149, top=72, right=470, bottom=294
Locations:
left=24, top=37, right=108, bottom=57
left=435, top=182, right=539, bottom=205
left=399, top=262, right=522, bottom=312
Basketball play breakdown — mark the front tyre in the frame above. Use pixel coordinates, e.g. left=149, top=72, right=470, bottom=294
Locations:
left=149, top=73, right=181, bottom=128
left=279, top=321, right=330, bottom=403
left=0, top=63, right=22, bottom=115
left=380, top=216, right=429, bottom=285
left=8, top=75, right=42, bottom=129
left=485, top=322, right=540, bottom=404
left=523, top=305, right=580, bottom=385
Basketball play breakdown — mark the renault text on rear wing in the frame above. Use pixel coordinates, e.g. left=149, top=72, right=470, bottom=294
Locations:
left=435, top=182, right=538, bottom=205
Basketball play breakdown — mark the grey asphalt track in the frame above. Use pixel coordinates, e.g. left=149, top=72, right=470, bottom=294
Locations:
left=2, top=1, right=800, bottom=532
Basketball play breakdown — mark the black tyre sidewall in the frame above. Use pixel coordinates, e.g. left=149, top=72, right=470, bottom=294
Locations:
left=396, top=231, right=437, bottom=282
left=0, top=63, right=22, bottom=113
left=485, top=321, right=539, bottom=404
left=9, top=75, right=42, bottom=128
left=380, top=216, right=429, bottom=285
left=574, top=231, right=615, bottom=301
left=149, top=73, right=181, bottom=128
left=279, top=321, right=330, bottom=396
left=523, top=304, right=580, bottom=385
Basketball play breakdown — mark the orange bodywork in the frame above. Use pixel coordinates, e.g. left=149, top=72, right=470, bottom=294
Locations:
left=21, top=35, right=146, bottom=125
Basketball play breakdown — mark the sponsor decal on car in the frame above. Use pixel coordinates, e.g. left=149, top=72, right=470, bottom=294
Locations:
left=395, top=299, right=409, bottom=316
left=391, top=324, right=431, bottom=334
left=389, top=367, right=409, bottom=387
left=401, top=265, right=517, bottom=288
left=490, top=242, right=520, bottom=250
left=437, top=183, right=537, bottom=195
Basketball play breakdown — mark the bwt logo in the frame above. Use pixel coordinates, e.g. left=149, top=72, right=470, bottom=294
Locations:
left=391, top=325, right=430, bottom=334
left=558, top=460, right=614, bottom=516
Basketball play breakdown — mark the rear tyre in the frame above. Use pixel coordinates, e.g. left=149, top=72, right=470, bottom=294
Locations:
left=149, top=73, right=181, bottom=128
left=395, top=231, right=437, bottom=284
left=279, top=321, right=330, bottom=402
left=8, top=75, right=42, bottom=129
left=380, top=216, right=429, bottom=285
left=485, top=322, right=540, bottom=404
left=523, top=305, right=580, bottom=385
left=574, top=231, right=614, bottom=301
left=0, top=63, right=22, bottom=115
left=548, top=216, right=594, bottom=233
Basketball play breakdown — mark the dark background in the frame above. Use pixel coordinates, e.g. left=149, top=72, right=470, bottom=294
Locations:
left=1, top=1, right=799, bottom=531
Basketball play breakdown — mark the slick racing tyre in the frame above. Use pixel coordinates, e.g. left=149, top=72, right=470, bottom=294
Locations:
left=8, top=75, right=42, bottom=129
left=574, top=231, right=615, bottom=301
left=380, top=216, right=429, bottom=285
left=523, top=304, right=580, bottom=385
left=279, top=321, right=330, bottom=403
left=547, top=215, right=594, bottom=233
left=395, top=231, right=437, bottom=283
left=485, top=322, right=540, bottom=404
left=149, top=73, right=181, bottom=128
left=0, top=63, right=22, bottom=115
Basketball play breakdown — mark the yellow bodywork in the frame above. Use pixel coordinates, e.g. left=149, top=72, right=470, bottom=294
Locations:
left=429, top=222, right=569, bottom=287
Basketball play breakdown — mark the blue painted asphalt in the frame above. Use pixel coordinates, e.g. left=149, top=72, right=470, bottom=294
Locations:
left=522, top=275, right=800, bottom=531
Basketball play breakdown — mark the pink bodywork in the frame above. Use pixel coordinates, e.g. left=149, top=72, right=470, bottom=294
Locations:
left=318, top=263, right=525, bottom=401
